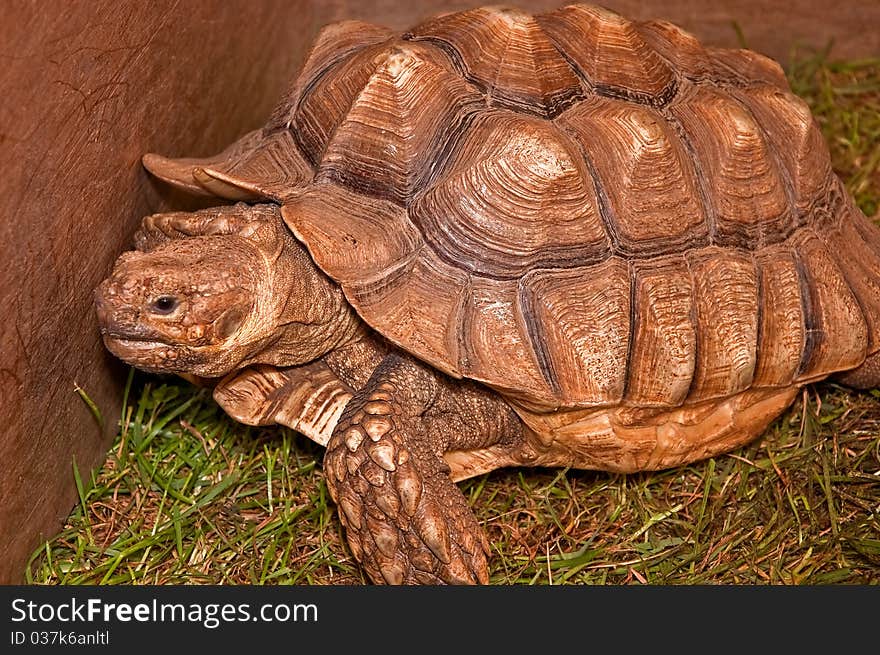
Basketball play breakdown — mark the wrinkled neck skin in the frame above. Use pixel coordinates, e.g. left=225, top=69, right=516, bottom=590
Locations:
left=237, top=229, right=365, bottom=372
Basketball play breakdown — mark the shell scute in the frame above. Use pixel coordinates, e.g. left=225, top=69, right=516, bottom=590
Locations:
left=409, top=111, right=610, bottom=278
left=625, top=257, right=696, bottom=406
left=459, top=278, right=555, bottom=403
left=686, top=250, right=759, bottom=401
left=152, top=5, right=873, bottom=410
left=316, top=43, right=484, bottom=203
left=792, top=231, right=868, bottom=380
left=267, top=20, right=394, bottom=131
left=669, top=85, right=793, bottom=248
left=406, top=6, right=583, bottom=117
left=519, top=259, right=632, bottom=406
left=557, top=96, right=709, bottom=255
left=536, top=4, right=677, bottom=104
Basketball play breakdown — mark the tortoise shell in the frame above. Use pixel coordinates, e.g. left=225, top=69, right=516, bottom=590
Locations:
left=146, top=4, right=880, bottom=412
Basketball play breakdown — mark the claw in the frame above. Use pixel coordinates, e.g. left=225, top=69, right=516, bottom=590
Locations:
left=338, top=494, right=363, bottom=529
left=415, top=508, right=452, bottom=564
left=368, top=441, right=397, bottom=471
left=395, top=463, right=422, bottom=515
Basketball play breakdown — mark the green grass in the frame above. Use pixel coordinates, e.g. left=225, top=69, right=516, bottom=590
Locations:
left=27, top=49, right=880, bottom=585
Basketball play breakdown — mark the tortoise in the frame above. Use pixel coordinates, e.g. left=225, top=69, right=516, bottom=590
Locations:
left=93, top=3, right=880, bottom=585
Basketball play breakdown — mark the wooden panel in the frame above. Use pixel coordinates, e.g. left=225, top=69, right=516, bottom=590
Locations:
left=0, top=0, right=315, bottom=583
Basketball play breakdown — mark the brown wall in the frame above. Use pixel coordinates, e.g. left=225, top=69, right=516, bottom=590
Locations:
left=0, top=0, right=319, bottom=583
left=0, top=0, right=876, bottom=583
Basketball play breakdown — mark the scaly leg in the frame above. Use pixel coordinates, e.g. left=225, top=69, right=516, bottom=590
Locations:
left=323, top=352, right=523, bottom=585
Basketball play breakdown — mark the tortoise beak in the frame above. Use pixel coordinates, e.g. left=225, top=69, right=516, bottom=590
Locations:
left=94, top=278, right=155, bottom=342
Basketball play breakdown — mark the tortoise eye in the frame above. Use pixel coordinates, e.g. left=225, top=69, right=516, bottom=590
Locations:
left=149, top=295, right=179, bottom=315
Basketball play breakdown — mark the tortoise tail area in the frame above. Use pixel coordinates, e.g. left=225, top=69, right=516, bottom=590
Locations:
left=823, top=200, right=880, bottom=389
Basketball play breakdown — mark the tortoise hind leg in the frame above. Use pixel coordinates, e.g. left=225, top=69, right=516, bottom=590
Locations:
left=323, top=352, right=524, bottom=585
left=834, top=351, right=880, bottom=389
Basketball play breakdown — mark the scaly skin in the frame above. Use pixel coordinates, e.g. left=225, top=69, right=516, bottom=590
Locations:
left=322, top=352, right=523, bottom=585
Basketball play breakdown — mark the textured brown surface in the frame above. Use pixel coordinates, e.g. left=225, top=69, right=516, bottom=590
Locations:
left=2, top=0, right=878, bottom=585
left=0, top=0, right=317, bottom=583
left=150, top=4, right=878, bottom=413
left=96, top=4, right=880, bottom=585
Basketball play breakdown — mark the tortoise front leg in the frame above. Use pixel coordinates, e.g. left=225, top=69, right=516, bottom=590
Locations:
left=134, top=203, right=279, bottom=252
left=323, top=353, right=523, bottom=585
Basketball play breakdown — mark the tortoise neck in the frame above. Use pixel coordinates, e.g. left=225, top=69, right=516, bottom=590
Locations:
left=322, top=331, right=390, bottom=391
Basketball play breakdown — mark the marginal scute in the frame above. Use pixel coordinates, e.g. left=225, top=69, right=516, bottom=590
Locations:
left=459, top=278, right=553, bottom=406
left=825, top=209, right=880, bottom=353
left=625, top=256, right=696, bottom=406
left=687, top=250, right=759, bottom=401
left=410, top=111, right=609, bottom=278
left=520, top=259, right=631, bottom=405
left=142, top=129, right=312, bottom=201
left=537, top=4, right=676, bottom=102
left=196, top=130, right=313, bottom=201
left=406, top=6, right=583, bottom=116
left=317, top=44, right=483, bottom=203
left=793, top=230, right=868, bottom=380
left=670, top=86, right=792, bottom=247
left=557, top=96, right=708, bottom=255
left=752, top=246, right=804, bottom=387
left=346, top=250, right=468, bottom=378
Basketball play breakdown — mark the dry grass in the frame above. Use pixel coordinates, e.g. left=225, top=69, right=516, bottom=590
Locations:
left=27, top=49, right=880, bottom=585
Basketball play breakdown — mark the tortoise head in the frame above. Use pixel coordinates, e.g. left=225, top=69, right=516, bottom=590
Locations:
left=94, top=204, right=359, bottom=378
